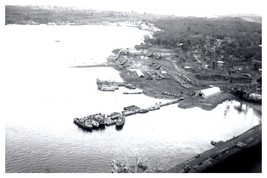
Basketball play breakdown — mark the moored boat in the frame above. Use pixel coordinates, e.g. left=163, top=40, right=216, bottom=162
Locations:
left=73, top=118, right=93, bottom=130
left=139, top=108, right=149, bottom=113
left=122, top=109, right=138, bottom=116
left=93, top=113, right=106, bottom=126
left=116, top=115, right=125, bottom=127
left=123, top=105, right=140, bottom=111
left=108, top=112, right=121, bottom=120
left=99, top=86, right=116, bottom=91
left=149, top=105, right=160, bottom=111
left=91, top=120, right=100, bottom=128
left=97, top=119, right=106, bottom=127
left=211, top=140, right=224, bottom=147
left=111, top=159, right=131, bottom=173
left=106, top=119, right=117, bottom=126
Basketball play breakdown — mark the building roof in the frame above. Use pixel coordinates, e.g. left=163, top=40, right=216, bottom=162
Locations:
left=135, top=69, right=144, bottom=77
left=199, top=87, right=221, bottom=98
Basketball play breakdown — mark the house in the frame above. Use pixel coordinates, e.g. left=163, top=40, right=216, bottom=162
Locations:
left=195, top=87, right=221, bottom=98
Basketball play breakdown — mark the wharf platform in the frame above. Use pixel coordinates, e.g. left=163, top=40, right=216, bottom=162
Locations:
left=166, top=124, right=262, bottom=173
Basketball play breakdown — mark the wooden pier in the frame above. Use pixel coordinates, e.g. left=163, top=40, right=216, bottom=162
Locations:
left=74, top=97, right=184, bottom=130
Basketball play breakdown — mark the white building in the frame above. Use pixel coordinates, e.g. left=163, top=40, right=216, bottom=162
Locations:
left=135, top=69, right=144, bottom=77
left=129, top=69, right=145, bottom=78
left=195, top=87, right=221, bottom=98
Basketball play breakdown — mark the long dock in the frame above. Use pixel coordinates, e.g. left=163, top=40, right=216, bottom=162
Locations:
left=74, top=97, right=184, bottom=130
left=158, top=97, right=184, bottom=107
left=166, top=124, right=262, bottom=173
left=72, top=63, right=116, bottom=68
left=113, top=97, right=184, bottom=118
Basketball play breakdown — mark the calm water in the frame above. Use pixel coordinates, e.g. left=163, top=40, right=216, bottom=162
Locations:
left=3, top=25, right=261, bottom=173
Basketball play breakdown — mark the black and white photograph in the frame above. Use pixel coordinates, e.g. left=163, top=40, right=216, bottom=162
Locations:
left=1, top=0, right=263, bottom=174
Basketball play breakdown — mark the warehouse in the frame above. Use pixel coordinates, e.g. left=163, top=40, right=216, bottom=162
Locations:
left=135, top=69, right=145, bottom=78
left=195, top=87, right=221, bottom=98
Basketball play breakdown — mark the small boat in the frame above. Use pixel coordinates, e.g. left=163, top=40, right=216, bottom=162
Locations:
left=149, top=105, right=160, bottom=111
left=100, top=86, right=116, bottom=91
left=125, top=84, right=136, bottom=90
left=123, top=105, right=140, bottom=111
left=122, top=110, right=138, bottom=116
left=107, top=112, right=121, bottom=120
left=73, top=118, right=93, bottom=130
left=211, top=140, right=224, bottom=146
left=106, top=119, right=117, bottom=126
left=139, top=108, right=149, bottom=113
left=111, top=159, right=131, bottom=173
left=97, top=118, right=106, bottom=127
left=116, top=115, right=125, bottom=127
left=91, top=120, right=100, bottom=128
left=111, top=159, right=150, bottom=173
left=94, top=113, right=106, bottom=126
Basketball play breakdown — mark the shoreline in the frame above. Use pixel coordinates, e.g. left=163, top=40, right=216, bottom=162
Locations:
left=78, top=62, right=262, bottom=112
left=5, top=6, right=262, bottom=173
left=105, top=58, right=261, bottom=112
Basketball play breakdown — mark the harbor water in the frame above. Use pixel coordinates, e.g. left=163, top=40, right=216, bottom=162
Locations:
left=3, top=25, right=261, bottom=173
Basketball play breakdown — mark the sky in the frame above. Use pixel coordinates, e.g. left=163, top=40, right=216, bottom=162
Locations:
left=3, top=0, right=263, bottom=17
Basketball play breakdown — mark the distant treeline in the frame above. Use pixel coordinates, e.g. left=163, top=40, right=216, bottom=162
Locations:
left=5, top=5, right=124, bottom=25
left=144, top=17, right=261, bottom=63
left=5, top=5, right=156, bottom=25
left=6, top=5, right=261, bottom=64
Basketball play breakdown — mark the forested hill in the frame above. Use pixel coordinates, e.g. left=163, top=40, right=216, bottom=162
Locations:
left=144, top=17, right=261, bottom=63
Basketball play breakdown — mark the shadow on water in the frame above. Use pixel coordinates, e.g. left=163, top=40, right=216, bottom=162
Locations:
left=254, top=109, right=262, bottom=118
left=77, top=126, right=92, bottom=133
left=233, top=102, right=250, bottom=115
left=97, top=125, right=106, bottom=131
left=115, top=125, right=124, bottom=131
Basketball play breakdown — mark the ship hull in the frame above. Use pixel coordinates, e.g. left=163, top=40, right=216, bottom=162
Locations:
left=73, top=119, right=92, bottom=130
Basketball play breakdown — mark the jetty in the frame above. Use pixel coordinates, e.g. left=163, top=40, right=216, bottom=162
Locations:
left=74, top=97, right=184, bottom=131
left=158, top=97, right=184, bottom=107
left=123, top=91, right=142, bottom=95
left=166, top=124, right=262, bottom=173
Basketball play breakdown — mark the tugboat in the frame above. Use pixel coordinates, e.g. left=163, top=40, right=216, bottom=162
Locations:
left=73, top=118, right=93, bottom=130
left=116, top=115, right=125, bottom=128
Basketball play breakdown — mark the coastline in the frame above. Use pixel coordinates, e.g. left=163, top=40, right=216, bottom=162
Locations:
left=105, top=50, right=261, bottom=112
left=5, top=5, right=262, bottom=173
